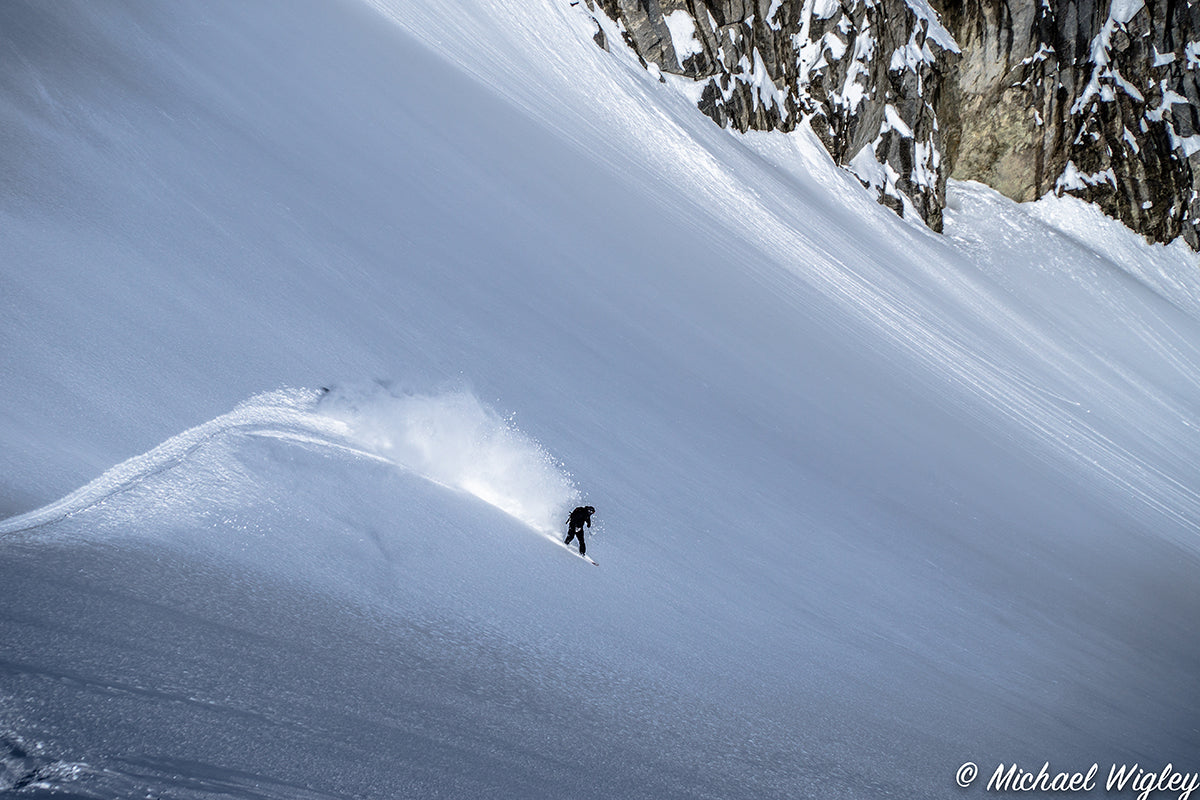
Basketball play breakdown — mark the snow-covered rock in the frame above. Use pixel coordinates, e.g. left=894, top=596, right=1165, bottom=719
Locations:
left=943, top=0, right=1200, bottom=248
left=581, top=0, right=959, bottom=229
left=578, top=0, right=1200, bottom=248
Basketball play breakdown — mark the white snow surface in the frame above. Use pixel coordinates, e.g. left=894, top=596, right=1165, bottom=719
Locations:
left=900, top=0, right=961, bottom=53
left=1, top=0, right=1199, bottom=798
left=664, top=9, right=704, bottom=64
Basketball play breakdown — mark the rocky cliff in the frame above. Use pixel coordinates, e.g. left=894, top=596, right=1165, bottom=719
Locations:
left=944, top=0, right=1200, bottom=248
left=581, top=0, right=960, bottom=230
left=575, top=0, right=1200, bottom=249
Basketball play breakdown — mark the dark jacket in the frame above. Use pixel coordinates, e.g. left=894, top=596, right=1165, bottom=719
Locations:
left=568, top=506, right=594, bottom=530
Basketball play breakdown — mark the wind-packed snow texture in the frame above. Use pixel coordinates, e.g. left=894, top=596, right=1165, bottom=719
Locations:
left=1, top=0, right=1198, bottom=798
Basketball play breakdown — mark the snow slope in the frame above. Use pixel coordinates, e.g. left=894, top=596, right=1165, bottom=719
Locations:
left=2, top=0, right=1198, bottom=797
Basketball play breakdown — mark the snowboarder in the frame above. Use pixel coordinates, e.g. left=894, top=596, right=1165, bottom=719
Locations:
left=565, top=505, right=595, bottom=555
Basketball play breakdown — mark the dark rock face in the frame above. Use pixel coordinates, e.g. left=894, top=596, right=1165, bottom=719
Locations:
left=942, top=0, right=1200, bottom=248
left=577, top=0, right=1200, bottom=249
left=584, top=0, right=960, bottom=230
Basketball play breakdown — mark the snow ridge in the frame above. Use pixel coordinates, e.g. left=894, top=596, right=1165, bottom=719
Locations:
left=0, top=386, right=579, bottom=540
left=0, top=389, right=343, bottom=535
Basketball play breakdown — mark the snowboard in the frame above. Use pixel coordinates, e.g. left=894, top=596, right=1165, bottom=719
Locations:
left=559, top=540, right=599, bottom=566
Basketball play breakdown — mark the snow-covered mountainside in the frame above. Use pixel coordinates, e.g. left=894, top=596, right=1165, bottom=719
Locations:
left=2, top=0, right=1199, bottom=797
